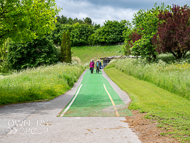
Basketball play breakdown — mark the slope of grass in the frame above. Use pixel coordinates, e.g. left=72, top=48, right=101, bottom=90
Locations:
left=108, top=58, right=190, bottom=100
left=0, top=63, right=84, bottom=105
left=105, top=67, right=190, bottom=142
left=71, top=45, right=123, bottom=63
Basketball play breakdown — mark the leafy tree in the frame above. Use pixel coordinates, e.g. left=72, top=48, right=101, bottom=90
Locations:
left=91, top=20, right=128, bottom=45
left=67, top=18, right=73, bottom=25
left=56, top=16, right=61, bottom=23
left=60, top=31, right=71, bottom=63
left=130, top=3, right=170, bottom=61
left=49, top=22, right=64, bottom=45
left=83, top=17, right=92, bottom=25
left=0, top=0, right=60, bottom=47
left=132, top=35, right=157, bottom=61
left=88, top=33, right=97, bottom=45
left=0, top=38, right=10, bottom=72
left=8, top=37, right=58, bottom=70
left=94, top=24, right=100, bottom=31
left=155, top=5, right=190, bottom=59
left=123, top=28, right=142, bottom=55
left=73, top=18, right=79, bottom=24
left=60, top=31, right=66, bottom=62
left=70, top=23, right=93, bottom=46
left=65, top=31, right=71, bottom=63
left=60, top=15, right=68, bottom=24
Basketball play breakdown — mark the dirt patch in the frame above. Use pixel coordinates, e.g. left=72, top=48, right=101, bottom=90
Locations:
left=0, top=105, right=5, bottom=109
left=124, top=110, right=180, bottom=143
left=102, top=105, right=126, bottom=112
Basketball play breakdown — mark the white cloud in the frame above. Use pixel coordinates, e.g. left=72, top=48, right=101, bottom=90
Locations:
left=56, top=0, right=137, bottom=25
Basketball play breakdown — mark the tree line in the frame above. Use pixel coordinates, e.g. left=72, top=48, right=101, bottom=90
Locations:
left=50, top=16, right=128, bottom=46
left=56, top=16, right=93, bottom=25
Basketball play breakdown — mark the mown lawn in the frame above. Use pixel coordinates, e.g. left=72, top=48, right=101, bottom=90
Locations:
left=105, top=67, right=190, bottom=142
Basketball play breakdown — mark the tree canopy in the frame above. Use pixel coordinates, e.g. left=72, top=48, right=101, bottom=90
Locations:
left=0, top=0, right=60, bottom=47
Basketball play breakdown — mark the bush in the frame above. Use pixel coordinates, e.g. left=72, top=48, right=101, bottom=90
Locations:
left=8, top=37, right=58, bottom=70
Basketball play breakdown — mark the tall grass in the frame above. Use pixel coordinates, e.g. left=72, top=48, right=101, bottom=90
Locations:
left=106, top=57, right=190, bottom=100
left=0, top=63, right=84, bottom=105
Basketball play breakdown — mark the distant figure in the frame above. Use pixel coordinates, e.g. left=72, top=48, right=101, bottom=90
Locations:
left=99, top=61, right=102, bottom=69
left=96, top=60, right=100, bottom=74
left=89, top=60, right=94, bottom=74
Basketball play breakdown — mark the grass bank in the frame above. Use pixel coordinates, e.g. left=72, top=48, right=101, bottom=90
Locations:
left=105, top=67, right=190, bottom=142
left=0, top=63, right=84, bottom=105
left=108, top=58, right=190, bottom=100
left=71, top=45, right=123, bottom=63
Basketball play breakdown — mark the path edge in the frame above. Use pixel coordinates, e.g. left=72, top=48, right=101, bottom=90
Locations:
left=101, top=69, right=131, bottom=106
left=56, top=69, right=87, bottom=117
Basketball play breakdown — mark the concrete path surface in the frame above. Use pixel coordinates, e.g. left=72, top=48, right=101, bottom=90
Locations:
left=0, top=70, right=141, bottom=143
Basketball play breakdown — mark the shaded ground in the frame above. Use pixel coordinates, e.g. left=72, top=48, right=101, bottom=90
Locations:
left=125, top=110, right=180, bottom=143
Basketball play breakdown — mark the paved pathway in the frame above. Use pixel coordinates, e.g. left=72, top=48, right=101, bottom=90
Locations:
left=0, top=70, right=141, bottom=143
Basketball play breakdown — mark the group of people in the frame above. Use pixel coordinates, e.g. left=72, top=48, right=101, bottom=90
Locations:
left=89, top=59, right=102, bottom=74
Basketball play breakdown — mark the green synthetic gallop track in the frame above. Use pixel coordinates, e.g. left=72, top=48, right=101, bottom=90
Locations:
left=62, top=70, right=132, bottom=117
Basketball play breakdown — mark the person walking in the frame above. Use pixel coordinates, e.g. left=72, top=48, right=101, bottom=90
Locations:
left=89, top=60, right=94, bottom=74
left=99, top=61, right=102, bottom=69
left=96, top=60, right=100, bottom=74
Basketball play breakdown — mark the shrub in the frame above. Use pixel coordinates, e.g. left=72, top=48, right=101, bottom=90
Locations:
left=8, top=37, right=58, bottom=70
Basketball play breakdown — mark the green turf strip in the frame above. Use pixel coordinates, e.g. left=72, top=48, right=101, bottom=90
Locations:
left=63, top=70, right=132, bottom=117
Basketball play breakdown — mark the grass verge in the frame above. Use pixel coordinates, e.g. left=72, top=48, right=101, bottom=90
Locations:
left=108, top=58, right=190, bottom=100
left=104, top=67, right=190, bottom=142
left=0, top=63, right=84, bottom=105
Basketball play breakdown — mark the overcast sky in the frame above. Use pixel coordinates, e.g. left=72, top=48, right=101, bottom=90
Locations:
left=55, top=0, right=190, bottom=25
